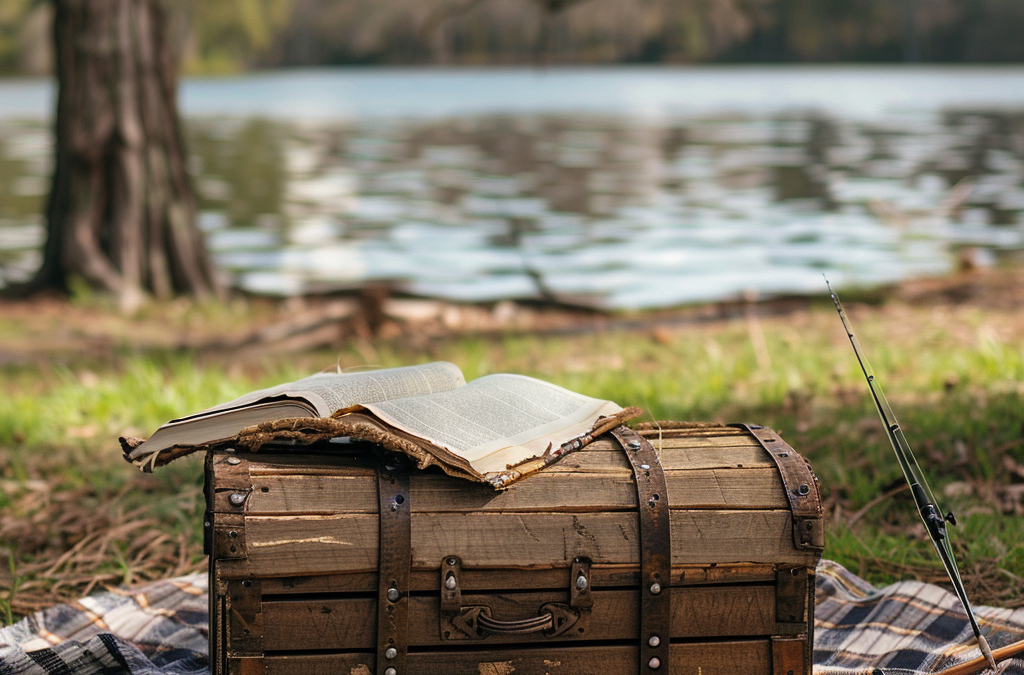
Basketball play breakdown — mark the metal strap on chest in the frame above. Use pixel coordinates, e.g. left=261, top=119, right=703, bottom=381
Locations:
left=736, top=424, right=824, bottom=551
left=610, top=426, right=672, bottom=673
left=377, top=457, right=411, bottom=675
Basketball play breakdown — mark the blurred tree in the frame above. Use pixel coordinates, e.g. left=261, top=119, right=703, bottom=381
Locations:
left=27, top=0, right=221, bottom=309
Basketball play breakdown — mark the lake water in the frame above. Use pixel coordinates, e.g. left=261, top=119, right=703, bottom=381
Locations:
left=2, top=66, right=1024, bottom=308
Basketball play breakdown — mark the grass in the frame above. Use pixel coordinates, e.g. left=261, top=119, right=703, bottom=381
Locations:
left=1, top=280, right=1024, bottom=622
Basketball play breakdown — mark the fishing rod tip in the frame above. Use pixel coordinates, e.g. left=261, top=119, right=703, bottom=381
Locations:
left=824, top=275, right=842, bottom=306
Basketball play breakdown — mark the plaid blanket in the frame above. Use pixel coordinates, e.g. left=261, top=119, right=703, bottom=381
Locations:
left=815, top=560, right=1024, bottom=674
left=0, top=574, right=207, bottom=675
left=0, top=562, right=1021, bottom=674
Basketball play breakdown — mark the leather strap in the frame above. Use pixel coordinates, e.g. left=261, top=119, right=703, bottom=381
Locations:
left=377, top=457, right=411, bottom=675
left=611, top=426, right=672, bottom=673
left=736, top=424, right=824, bottom=551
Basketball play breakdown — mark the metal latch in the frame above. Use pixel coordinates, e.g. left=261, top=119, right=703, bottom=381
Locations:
left=439, top=556, right=592, bottom=641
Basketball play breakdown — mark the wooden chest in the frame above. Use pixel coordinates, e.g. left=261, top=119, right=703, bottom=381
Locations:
left=205, top=422, right=824, bottom=675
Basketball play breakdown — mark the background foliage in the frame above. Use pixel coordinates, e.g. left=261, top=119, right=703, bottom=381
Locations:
left=2, top=0, right=1024, bottom=77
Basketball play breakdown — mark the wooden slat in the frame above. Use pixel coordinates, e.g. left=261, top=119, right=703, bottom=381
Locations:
left=215, top=445, right=778, bottom=513
left=235, top=441, right=773, bottom=475
left=256, top=562, right=781, bottom=595
left=260, top=640, right=772, bottom=675
left=639, top=426, right=748, bottom=438
left=247, top=429, right=756, bottom=466
left=261, top=585, right=778, bottom=650
left=546, top=446, right=774, bottom=472
left=228, top=510, right=815, bottom=577
left=651, top=435, right=758, bottom=448
left=221, top=433, right=767, bottom=480
left=583, top=435, right=760, bottom=451
left=239, top=467, right=785, bottom=514
left=240, top=453, right=376, bottom=475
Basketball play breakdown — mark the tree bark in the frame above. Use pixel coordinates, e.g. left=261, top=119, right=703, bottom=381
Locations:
left=28, top=0, right=220, bottom=309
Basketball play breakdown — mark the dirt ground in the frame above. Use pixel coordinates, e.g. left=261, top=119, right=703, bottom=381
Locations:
left=4, top=266, right=1024, bottom=365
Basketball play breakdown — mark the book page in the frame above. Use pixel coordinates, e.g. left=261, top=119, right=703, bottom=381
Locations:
left=173, top=362, right=466, bottom=420
left=363, top=374, right=622, bottom=478
left=137, top=400, right=317, bottom=453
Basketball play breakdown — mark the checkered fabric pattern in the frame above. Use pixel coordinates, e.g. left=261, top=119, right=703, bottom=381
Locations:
left=0, top=562, right=1021, bottom=674
left=0, top=574, right=207, bottom=675
left=816, top=560, right=1024, bottom=674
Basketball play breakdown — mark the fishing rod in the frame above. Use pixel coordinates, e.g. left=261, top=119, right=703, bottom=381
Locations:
left=826, top=279, right=997, bottom=672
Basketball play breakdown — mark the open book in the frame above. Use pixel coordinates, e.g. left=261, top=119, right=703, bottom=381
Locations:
left=121, top=362, right=637, bottom=487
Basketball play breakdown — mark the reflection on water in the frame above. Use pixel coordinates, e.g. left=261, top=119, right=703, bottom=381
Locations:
left=2, top=79, right=1024, bottom=308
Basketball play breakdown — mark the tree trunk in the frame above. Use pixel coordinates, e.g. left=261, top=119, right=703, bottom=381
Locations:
left=30, top=0, right=220, bottom=310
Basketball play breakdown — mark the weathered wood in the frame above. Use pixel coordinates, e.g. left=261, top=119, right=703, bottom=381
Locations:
left=227, top=656, right=265, bottom=675
left=243, top=432, right=760, bottom=467
left=588, top=434, right=760, bottom=450
left=226, top=579, right=263, bottom=656
left=255, top=562, right=782, bottom=595
left=220, top=510, right=814, bottom=578
left=234, top=467, right=786, bottom=515
left=209, top=437, right=783, bottom=516
left=211, top=441, right=778, bottom=514
left=772, top=637, right=808, bottom=675
left=261, top=585, right=780, bottom=650
left=638, top=425, right=748, bottom=438
left=211, top=454, right=253, bottom=487
left=534, top=445, right=773, bottom=472
left=210, top=575, right=227, bottom=675
left=235, top=433, right=765, bottom=469
left=212, top=512, right=247, bottom=561
left=232, top=439, right=772, bottom=475
left=258, top=640, right=772, bottom=675
left=209, top=423, right=820, bottom=675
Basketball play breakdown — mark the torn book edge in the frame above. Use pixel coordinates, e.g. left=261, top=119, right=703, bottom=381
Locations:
left=120, top=406, right=642, bottom=489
